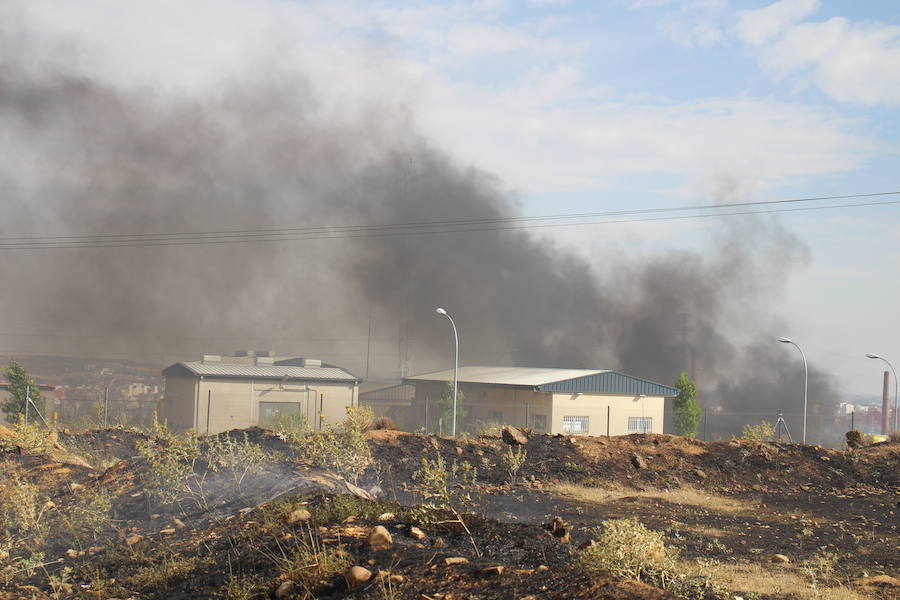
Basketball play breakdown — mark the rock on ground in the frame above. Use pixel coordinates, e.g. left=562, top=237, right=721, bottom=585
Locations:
left=502, top=426, right=529, bottom=446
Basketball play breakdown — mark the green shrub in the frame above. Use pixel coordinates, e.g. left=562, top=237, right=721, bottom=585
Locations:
left=280, top=406, right=373, bottom=484
left=500, top=445, right=527, bottom=485
left=204, top=432, right=269, bottom=492
left=135, top=416, right=201, bottom=504
left=574, top=518, right=671, bottom=582
left=573, top=518, right=718, bottom=599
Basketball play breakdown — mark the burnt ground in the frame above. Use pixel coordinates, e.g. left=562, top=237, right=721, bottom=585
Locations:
left=0, top=426, right=897, bottom=600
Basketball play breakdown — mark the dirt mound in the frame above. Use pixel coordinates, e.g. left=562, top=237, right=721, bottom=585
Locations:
left=367, top=430, right=900, bottom=496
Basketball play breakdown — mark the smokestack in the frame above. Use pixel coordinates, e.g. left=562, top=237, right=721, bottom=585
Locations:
left=883, top=370, right=890, bottom=435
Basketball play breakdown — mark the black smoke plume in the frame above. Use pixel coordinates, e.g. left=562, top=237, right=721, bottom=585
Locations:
left=0, top=15, right=839, bottom=441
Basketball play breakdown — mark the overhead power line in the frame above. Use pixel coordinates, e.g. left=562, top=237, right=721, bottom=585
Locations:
left=0, top=191, right=897, bottom=250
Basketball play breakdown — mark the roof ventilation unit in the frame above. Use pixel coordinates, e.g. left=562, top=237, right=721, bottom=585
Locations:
left=301, top=358, right=322, bottom=368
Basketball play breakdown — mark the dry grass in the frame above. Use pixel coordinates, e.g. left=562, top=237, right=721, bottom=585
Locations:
left=550, top=482, right=759, bottom=515
left=698, top=561, right=871, bottom=600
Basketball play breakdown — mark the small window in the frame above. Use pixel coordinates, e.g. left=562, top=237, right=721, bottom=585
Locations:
left=531, top=414, right=547, bottom=432
left=628, top=416, right=652, bottom=433
left=563, top=416, right=589, bottom=434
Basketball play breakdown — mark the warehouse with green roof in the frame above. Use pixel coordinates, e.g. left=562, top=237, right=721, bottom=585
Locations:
left=404, top=366, right=677, bottom=436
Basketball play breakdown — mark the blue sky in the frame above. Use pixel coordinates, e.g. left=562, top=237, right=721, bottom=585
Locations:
left=12, top=0, right=900, bottom=397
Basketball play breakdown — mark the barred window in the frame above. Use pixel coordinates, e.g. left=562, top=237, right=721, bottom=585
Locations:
left=562, top=416, right=589, bottom=434
left=628, top=416, right=652, bottom=433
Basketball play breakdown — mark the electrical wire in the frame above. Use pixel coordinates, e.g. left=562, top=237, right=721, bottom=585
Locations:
left=0, top=191, right=897, bottom=250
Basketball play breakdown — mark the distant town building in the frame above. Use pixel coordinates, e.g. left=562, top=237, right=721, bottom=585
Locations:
left=403, top=366, right=676, bottom=436
left=161, top=354, right=360, bottom=434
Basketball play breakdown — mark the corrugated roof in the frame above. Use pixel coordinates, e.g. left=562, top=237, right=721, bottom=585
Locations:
left=405, top=366, right=607, bottom=387
left=404, top=366, right=677, bottom=396
left=164, top=362, right=358, bottom=382
left=538, top=371, right=677, bottom=397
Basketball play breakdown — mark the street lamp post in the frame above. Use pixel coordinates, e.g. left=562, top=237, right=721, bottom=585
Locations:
left=436, top=307, right=459, bottom=437
left=778, top=337, right=808, bottom=444
left=865, top=353, right=898, bottom=433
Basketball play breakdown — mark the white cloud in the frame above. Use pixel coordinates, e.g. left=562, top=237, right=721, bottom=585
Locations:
left=8, top=0, right=878, bottom=195
left=620, top=0, right=728, bottom=48
left=735, top=0, right=820, bottom=46
left=737, top=1, right=900, bottom=106
left=757, top=18, right=900, bottom=106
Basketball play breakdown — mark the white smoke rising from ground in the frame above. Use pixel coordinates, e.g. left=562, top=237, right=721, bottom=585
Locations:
left=0, top=2, right=841, bottom=441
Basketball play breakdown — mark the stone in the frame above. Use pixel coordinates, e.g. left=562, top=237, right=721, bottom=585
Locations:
left=87, top=546, right=104, bottom=555
left=377, top=512, right=396, bottom=521
left=771, top=554, right=790, bottom=564
left=631, top=453, right=648, bottom=470
left=409, top=526, right=427, bottom=540
left=159, top=528, right=176, bottom=535
left=345, top=566, right=373, bottom=588
left=286, top=508, right=311, bottom=524
left=65, top=549, right=78, bottom=559
left=454, top=446, right=463, bottom=455
left=367, top=525, right=393, bottom=548
left=432, top=537, right=447, bottom=548
left=546, top=517, right=571, bottom=543
left=501, top=426, right=529, bottom=446
left=692, top=469, right=707, bottom=480
left=125, top=534, right=143, bottom=546
left=172, top=518, right=186, bottom=529
left=480, top=566, right=504, bottom=576
left=274, top=581, right=295, bottom=598
left=444, top=557, right=469, bottom=566
left=577, top=539, right=596, bottom=550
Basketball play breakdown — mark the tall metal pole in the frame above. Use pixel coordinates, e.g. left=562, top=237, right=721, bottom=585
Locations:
left=866, top=354, right=897, bottom=433
left=436, top=308, right=459, bottom=437
left=25, top=388, right=30, bottom=425
left=104, top=387, right=109, bottom=427
left=778, top=337, right=808, bottom=444
left=365, top=307, right=373, bottom=381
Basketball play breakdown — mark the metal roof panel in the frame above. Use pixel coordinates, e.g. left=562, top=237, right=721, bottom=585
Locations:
left=165, top=362, right=358, bottom=382
left=405, top=366, right=607, bottom=387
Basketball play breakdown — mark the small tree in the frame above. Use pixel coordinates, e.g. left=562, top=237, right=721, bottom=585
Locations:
left=672, top=371, right=701, bottom=438
left=434, top=380, right=466, bottom=435
left=2, top=358, right=44, bottom=421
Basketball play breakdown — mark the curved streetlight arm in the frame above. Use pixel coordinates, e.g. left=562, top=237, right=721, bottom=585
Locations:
left=779, top=338, right=808, bottom=444
left=436, top=308, right=459, bottom=437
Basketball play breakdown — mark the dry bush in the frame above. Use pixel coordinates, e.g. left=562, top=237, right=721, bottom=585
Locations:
left=135, top=417, right=201, bottom=505
left=740, top=420, right=775, bottom=441
left=574, top=518, right=671, bottom=581
left=413, top=453, right=480, bottom=555
left=574, top=518, right=718, bottom=598
left=474, top=421, right=504, bottom=438
left=500, top=445, right=527, bottom=485
left=204, top=432, right=270, bottom=492
left=279, top=406, right=373, bottom=484
left=371, top=416, right=397, bottom=431
left=266, top=529, right=350, bottom=598
left=0, top=416, right=59, bottom=454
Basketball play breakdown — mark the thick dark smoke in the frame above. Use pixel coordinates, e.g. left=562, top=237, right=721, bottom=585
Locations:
left=0, top=15, right=839, bottom=441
